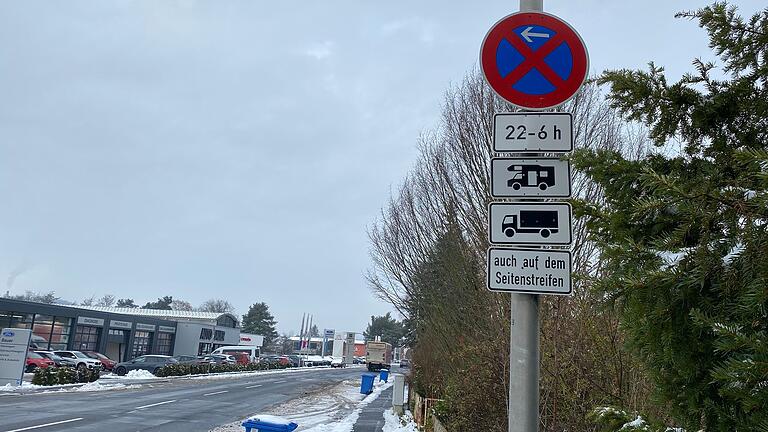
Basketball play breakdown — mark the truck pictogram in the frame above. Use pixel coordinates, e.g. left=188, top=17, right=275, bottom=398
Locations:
left=507, top=164, right=555, bottom=191
left=501, top=210, right=559, bottom=238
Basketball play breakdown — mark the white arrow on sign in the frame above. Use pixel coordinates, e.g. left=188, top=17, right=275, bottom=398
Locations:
left=521, top=26, right=550, bottom=43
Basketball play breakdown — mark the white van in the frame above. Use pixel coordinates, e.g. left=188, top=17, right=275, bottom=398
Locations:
left=211, top=346, right=260, bottom=362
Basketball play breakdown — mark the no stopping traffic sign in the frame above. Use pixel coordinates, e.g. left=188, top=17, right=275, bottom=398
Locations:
left=480, top=12, right=589, bottom=110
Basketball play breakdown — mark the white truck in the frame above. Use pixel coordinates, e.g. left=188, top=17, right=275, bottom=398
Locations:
left=365, top=341, right=392, bottom=372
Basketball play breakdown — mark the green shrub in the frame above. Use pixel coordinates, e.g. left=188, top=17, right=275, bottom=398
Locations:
left=31, top=366, right=99, bottom=386
left=31, top=367, right=56, bottom=386
left=154, top=361, right=289, bottom=377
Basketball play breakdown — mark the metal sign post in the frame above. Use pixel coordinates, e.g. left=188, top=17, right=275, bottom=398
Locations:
left=479, top=1, right=587, bottom=431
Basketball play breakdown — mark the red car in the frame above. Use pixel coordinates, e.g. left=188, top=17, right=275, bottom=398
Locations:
left=83, top=351, right=116, bottom=371
left=26, top=351, right=55, bottom=372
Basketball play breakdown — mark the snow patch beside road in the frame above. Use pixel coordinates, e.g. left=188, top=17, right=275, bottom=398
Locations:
left=212, top=376, right=392, bottom=432
left=383, top=409, right=419, bottom=432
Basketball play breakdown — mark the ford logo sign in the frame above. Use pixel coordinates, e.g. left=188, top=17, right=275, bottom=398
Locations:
left=1, top=330, right=14, bottom=337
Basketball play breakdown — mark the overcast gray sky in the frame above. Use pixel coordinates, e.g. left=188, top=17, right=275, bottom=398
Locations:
left=0, top=1, right=762, bottom=334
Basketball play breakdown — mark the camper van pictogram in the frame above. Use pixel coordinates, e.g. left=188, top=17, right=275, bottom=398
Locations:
left=501, top=210, right=559, bottom=238
left=507, top=164, right=555, bottom=191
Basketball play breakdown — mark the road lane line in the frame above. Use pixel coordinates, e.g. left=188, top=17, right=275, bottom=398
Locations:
left=272, top=380, right=287, bottom=384
left=4, top=418, right=83, bottom=432
left=245, top=384, right=263, bottom=389
left=135, top=399, right=177, bottom=410
left=203, top=390, right=229, bottom=396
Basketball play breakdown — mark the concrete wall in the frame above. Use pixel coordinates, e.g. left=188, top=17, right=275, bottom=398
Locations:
left=173, top=321, right=240, bottom=356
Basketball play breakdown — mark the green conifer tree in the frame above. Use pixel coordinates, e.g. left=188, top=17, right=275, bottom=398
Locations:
left=573, top=3, right=768, bottom=431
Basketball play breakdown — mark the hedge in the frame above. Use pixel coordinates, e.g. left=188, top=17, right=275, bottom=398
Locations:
left=31, top=366, right=100, bottom=386
left=154, top=361, right=291, bottom=377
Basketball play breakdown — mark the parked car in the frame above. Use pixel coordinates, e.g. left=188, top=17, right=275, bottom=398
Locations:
left=231, top=352, right=250, bottom=365
left=260, top=354, right=289, bottom=366
left=304, top=355, right=327, bottom=366
left=173, top=355, right=206, bottom=365
left=82, top=351, right=116, bottom=371
left=53, top=351, right=102, bottom=370
left=286, top=355, right=303, bottom=367
left=202, top=354, right=236, bottom=365
left=399, top=358, right=411, bottom=368
left=211, top=346, right=260, bottom=363
left=26, top=351, right=55, bottom=372
left=113, top=355, right=178, bottom=376
left=35, top=351, right=71, bottom=367
left=330, top=357, right=346, bottom=368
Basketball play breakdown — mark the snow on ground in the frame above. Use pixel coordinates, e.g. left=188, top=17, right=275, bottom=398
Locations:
left=383, top=409, right=419, bottom=432
left=125, top=369, right=157, bottom=379
left=1, top=380, right=140, bottom=394
left=0, top=381, right=81, bottom=392
left=211, top=376, right=392, bottom=432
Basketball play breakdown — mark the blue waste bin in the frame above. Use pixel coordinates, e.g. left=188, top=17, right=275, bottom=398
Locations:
left=242, top=414, right=298, bottom=432
left=379, top=369, right=390, bottom=383
left=360, top=373, right=376, bottom=394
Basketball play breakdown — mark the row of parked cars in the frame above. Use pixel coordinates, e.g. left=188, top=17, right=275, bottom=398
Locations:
left=25, top=349, right=368, bottom=376
left=26, top=350, right=114, bottom=373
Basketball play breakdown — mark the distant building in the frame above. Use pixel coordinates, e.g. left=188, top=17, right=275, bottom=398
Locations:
left=0, top=298, right=241, bottom=362
left=289, top=335, right=365, bottom=356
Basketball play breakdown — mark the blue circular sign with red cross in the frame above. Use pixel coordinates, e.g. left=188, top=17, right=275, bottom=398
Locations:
left=480, top=12, right=589, bottom=110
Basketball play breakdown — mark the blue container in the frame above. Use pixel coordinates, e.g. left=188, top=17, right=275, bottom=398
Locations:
left=242, top=415, right=298, bottom=432
left=360, top=373, right=376, bottom=394
left=379, top=369, right=390, bottom=383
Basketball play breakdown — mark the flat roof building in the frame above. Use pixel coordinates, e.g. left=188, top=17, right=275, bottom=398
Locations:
left=0, top=298, right=241, bottom=362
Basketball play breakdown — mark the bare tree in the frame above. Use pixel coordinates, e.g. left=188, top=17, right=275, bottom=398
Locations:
left=366, top=70, right=654, bottom=431
left=197, top=298, right=234, bottom=314
left=95, top=295, right=115, bottom=307
left=170, top=299, right=193, bottom=311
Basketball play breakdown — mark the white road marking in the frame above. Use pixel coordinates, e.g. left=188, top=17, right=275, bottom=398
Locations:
left=4, top=418, right=83, bottom=432
left=134, top=399, right=177, bottom=410
left=245, top=384, right=263, bottom=389
left=272, top=380, right=287, bottom=384
left=203, top=390, right=229, bottom=396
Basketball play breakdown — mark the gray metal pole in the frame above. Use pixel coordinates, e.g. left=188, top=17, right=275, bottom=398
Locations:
left=507, top=3, right=542, bottom=432
left=519, top=0, right=543, bottom=11
left=508, top=294, right=540, bottom=432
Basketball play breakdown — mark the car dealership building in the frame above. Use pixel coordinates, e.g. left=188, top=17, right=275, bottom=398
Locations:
left=0, top=298, right=244, bottom=362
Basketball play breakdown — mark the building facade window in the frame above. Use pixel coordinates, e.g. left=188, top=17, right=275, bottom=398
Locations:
left=198, top=342, right=212, bottom=356
left=50, top=316, right=72, bottom=350
left=156, top=332, right=174, bottom=356
left=199, top=328, right=213, bottom=340
left=131, top=331, right=153, bottom=358
left=31, top=314, right=54, bottom=350
left=213, top=330, right=225, bottom=342
left=72, top=325, right=101, bottom=351
left=27, top=314, right=73, bottom=350
left=0, top=311, right=33, bottom=330
left=216, top=315, right=237, bottom=328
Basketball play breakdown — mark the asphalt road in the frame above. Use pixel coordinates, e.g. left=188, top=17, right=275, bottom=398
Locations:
left=0, top=366, right=370, bottom=432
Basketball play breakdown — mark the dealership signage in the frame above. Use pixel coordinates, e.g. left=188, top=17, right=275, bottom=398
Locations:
left=158, top=326, right=176, bottom=333
left=0, top=328, right=32, bottom=387
left=239, top=333, right=264, bottom=347
left=109, top=320, right=132, bottom=330
left=135, top=323, right=156, bottom=332
left=77, top=316, right=105, bottom=326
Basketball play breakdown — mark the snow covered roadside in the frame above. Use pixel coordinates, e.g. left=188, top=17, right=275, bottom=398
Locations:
left=0, top=380, right=141, bottom=394
left=212, top=377, right=392, bottom=432
left=382, top=409, right=419, bottom=432
left=4, top=365, right=360, bottom=395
